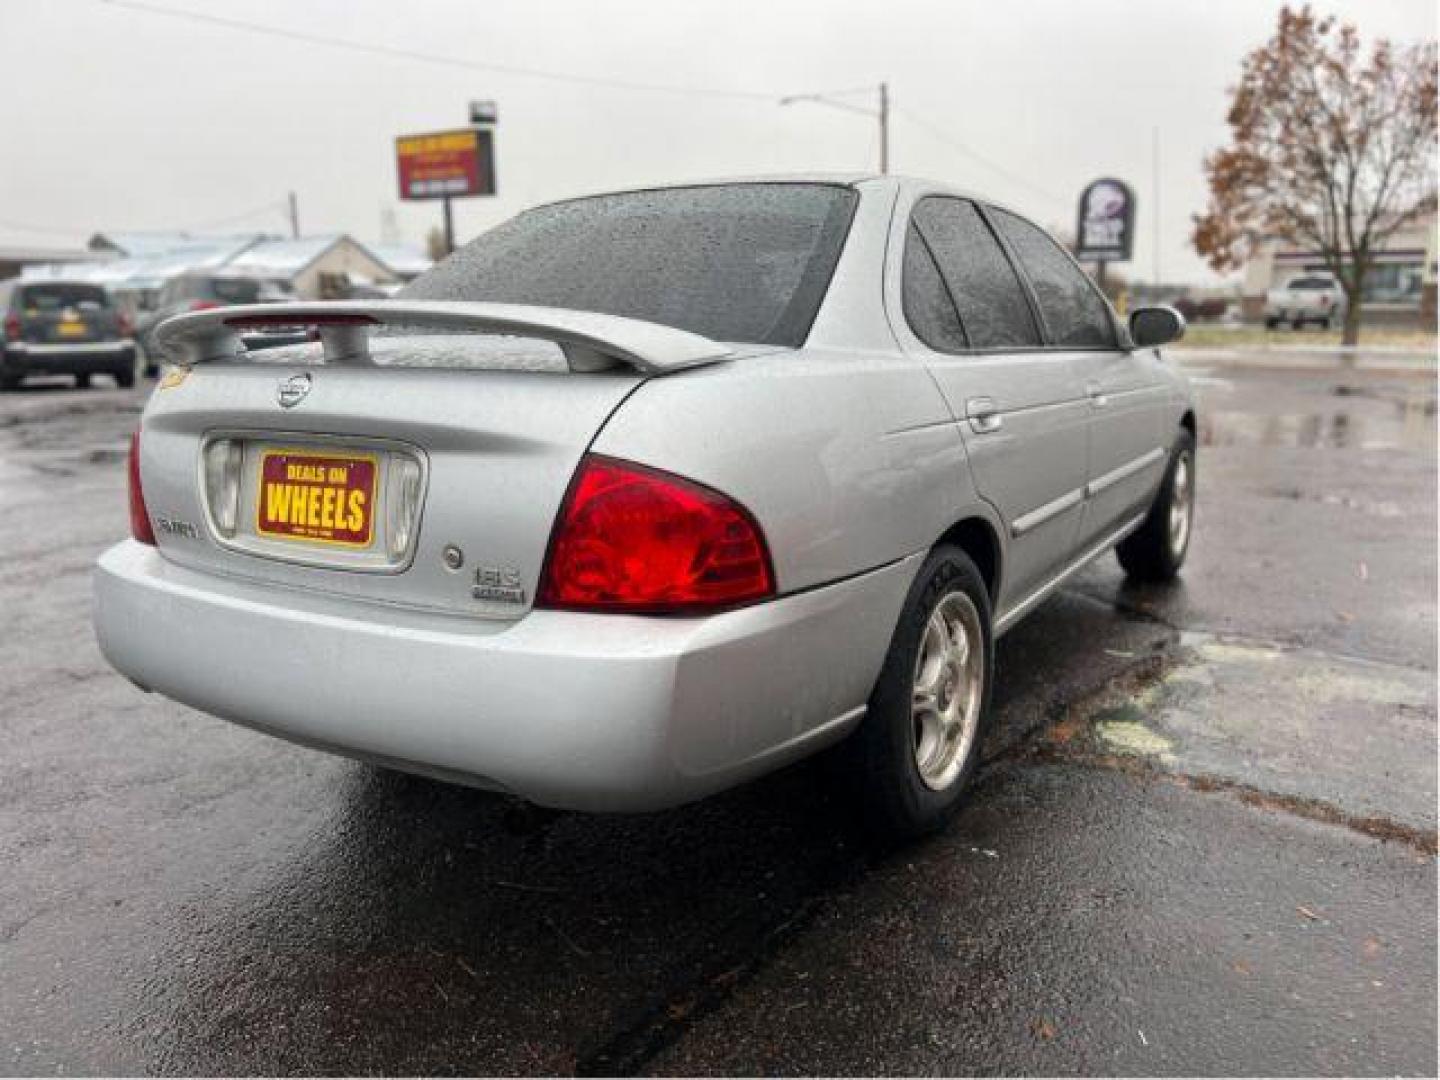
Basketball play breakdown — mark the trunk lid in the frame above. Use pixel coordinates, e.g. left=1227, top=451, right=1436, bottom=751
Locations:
left=138, top=338, right=644, bottom=619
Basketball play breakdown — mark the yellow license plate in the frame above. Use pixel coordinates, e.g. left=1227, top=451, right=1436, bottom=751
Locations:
left=255, top=450, right=378, bottom=547
left=57, top=320, right=86, bottom=337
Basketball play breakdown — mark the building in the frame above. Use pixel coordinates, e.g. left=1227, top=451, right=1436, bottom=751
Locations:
left=17, top=231, right=431, bottom=310
left=366, top=244, right=433, bottom=285
left=55, top=234, right=270, bottom=315
left=222, top=234, right=397, bottom=299
left=88, top=231, right=265, bottom=261
left=0, top=244, right=110, bottom=282
left=1239, top=210, right=1437, bottom=326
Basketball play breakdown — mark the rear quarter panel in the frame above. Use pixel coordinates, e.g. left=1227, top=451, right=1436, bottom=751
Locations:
left=591, top=346, right=977, bottom=595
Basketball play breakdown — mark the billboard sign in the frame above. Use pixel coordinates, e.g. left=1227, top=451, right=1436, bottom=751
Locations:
left=1074, top=177, right=1135, bottom=263
left=395, top=128, right=495, bottom=200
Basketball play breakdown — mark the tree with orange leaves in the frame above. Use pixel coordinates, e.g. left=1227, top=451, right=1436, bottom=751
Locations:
left=1193, top=6, right=1436, bottom=344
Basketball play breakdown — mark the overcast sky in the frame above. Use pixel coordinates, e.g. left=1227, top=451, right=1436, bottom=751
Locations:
left=1, top=0, right=1434, bottom=283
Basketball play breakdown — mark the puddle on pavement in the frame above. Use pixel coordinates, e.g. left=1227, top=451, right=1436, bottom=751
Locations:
left=1200, top=380, right=1436, bottom=451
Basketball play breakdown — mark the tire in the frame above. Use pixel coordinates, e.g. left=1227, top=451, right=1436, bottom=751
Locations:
left=836, top=545, right=994, bottom=839
left=1291, top=316, right=1305, bottom=331
left=0, top=373, right=20, bottom=391
left=74, top=373, right=91, bottom=389
left=115, top=368, right=135, bottom=389
left=1264, top=317, right=1279, bottom=329
left=1116, top=427, right=1196, bottom=582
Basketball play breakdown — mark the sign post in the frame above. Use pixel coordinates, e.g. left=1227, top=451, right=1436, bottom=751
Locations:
left=1073, top=177, right=1136, bottom=293
left=395, top=125, right=497, bottom=255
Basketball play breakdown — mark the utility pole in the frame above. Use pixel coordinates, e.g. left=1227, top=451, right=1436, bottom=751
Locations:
left=441, top=195, right=455, bottom=255
left=878, top=82, right=889, bottom=174
left=1151, top=126, right=1161, bottom=285
left=287, top=191, right=300, bottom=239
left=780, top=82, right=891, bottom=174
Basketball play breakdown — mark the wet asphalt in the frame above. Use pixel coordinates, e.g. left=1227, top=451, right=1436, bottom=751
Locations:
left=0, top=349, right=1435, bottom=1075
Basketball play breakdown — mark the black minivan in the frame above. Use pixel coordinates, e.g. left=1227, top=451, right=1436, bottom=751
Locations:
left=1, top=280, right=136, bottom=390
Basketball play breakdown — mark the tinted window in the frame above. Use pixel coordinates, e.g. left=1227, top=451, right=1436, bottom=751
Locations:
left=1289, top=277, right=1335, bottom=290
left=17, top=283, right=108, bottom=311
left=991, top=209, right=1116, bottom=348
left=911, top=198, right=1040, bottom=348
left=902, top=224, right=967, bottom=352
left=403, top=183, right=857, bottom=346
left=208, top=278, right=262, bottom=304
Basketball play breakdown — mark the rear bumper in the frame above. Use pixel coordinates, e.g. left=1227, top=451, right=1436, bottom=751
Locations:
left=4, top=341, right=135, bottom=375
left=94, top=541, right=916, bottom=811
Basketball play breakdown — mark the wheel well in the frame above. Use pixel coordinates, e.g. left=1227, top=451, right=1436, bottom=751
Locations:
left=938, top=517, right=1001, bottom=603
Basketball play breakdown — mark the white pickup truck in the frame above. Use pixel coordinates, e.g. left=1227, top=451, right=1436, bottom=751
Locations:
left=1264, top=274, right=1346, bottom=330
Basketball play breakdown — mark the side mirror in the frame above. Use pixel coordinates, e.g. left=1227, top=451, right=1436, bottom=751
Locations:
left=1129, top=305, right=1186, bottom=348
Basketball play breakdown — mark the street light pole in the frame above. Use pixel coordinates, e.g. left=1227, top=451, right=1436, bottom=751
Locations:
left=780, top=82, right=890, bottom=174
left=878, top=81, right=889, bottom=175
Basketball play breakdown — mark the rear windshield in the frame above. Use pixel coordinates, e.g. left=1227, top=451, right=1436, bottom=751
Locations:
left=402, top=183, right=858, bottom=346
left=18, top=283, right=109, bottom=311
left=207, top=278, right=263, bottom=304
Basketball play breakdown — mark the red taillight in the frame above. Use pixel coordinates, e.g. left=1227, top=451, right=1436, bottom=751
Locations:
left=127, top=432, right=156, bottom=546
left=538, top=455, right=775, bottom=614
left=3, top=313, right=19, bottom=341
left=117, top=311, right=133, bottom=336
left=189, top=300, right=221, bottom=312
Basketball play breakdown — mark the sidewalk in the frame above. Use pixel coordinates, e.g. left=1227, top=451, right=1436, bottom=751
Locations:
left=1175, top=343, right=1437, bottom=376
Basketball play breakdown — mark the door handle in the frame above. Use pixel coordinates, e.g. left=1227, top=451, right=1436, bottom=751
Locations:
left=1086, top=383, right=1110, bottom=408
left=966, top=397, right=1003, bottom=434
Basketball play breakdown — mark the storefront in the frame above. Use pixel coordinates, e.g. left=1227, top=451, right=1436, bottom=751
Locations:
left=1239, top=211, right=1436, bottom=325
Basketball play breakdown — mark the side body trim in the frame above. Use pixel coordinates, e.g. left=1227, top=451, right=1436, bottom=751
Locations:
left=1011, top=487, right=1084, bottom=538
left=994, top=511, right=1147, bottom=635
left=1086, top=446, right=1166, bottom=497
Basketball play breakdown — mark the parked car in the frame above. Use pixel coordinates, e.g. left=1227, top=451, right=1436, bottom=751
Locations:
left=1, top=279, right=136, bottom=389
left=95, top=177, right=1196, bottom=836
left=136, top=273, right=269, bottom=375
left=1264, top=273, right=1346, bottom=329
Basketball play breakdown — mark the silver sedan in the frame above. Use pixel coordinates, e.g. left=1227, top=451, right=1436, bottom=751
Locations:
left=94, top=175, right=1195, bottom=836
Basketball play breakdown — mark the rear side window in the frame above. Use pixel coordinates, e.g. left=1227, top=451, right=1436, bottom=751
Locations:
left=1289, top=277, right=1334, bottom=290
left=17, top=283, right=109, bottom=311
left=403, top=183, right=857, bottom=347
left=910, top=198, right=1040, bottom=349
left=902, top=224, right=967, bottom=352
left=990, top=209, right=1116, bottom=348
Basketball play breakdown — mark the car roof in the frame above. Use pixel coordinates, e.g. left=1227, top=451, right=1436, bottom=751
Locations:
left=522, top=173, right=1024, bottom=220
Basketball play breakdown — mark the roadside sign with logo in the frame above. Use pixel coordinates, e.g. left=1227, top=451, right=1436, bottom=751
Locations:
left=395, top=128, right=496, bottom=200
left=1074, top=177, right=1135, bottom=263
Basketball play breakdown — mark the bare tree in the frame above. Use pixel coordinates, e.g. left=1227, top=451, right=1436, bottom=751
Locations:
left=1193, top=6, right=1436, bottom=343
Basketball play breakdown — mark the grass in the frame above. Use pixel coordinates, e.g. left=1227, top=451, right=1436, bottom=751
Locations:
left=1176, top=323, right=1438, bottom=350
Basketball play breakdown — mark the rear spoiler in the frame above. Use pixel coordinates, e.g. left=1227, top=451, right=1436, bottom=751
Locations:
left=150, top=300, right=734, bottom=375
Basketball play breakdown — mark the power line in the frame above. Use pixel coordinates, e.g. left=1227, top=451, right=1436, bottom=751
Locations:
left=179, top=198, right=289, bottom=232
left=894, top=105, right=1069, bottom=210
left=99, top=0, right=780, bottom=101
left=0, top=198, right=288, bottom=244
